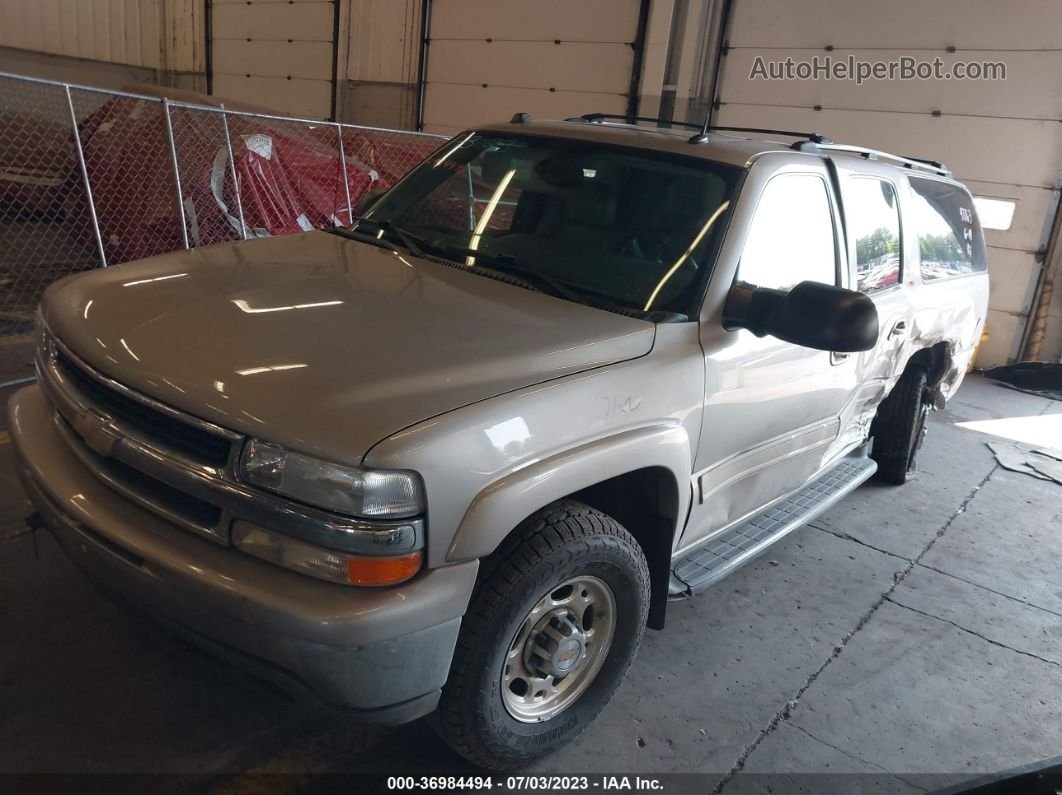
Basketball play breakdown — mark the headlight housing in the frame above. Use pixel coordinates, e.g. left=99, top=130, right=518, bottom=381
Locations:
left=240, top=438, right=425, bottom=519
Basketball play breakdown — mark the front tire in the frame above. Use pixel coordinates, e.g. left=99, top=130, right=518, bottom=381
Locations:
left=435, top=500, right=650, bottom=769
left=871, top=367, right=931, bottom=485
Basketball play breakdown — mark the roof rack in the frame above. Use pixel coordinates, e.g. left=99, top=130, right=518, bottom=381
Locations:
left=567, top=113, right=832, bottom=145
left=689, top=126, right=832, bottom=144
left=557, top=111, right=951, bottom=177
left=566, top=112, right=706, bottom=131
left=794, top=141, right=951, bottom=176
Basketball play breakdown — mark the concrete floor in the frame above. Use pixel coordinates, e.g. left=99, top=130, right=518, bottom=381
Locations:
left=1, top=375, right=1059, bottom=791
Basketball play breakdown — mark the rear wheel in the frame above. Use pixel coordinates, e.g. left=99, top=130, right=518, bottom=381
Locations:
left=435, top=500, right=650, bottom=769
left=871, top=367, right=931, bottom=485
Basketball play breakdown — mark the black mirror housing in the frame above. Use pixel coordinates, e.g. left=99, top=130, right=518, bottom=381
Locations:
left=724, top=280, right=879, bottom=353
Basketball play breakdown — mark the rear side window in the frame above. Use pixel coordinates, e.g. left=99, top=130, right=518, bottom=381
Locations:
left=738, top=173, right=837, bottom=289
left=847, top=177, right=901, bottom=293
left=909, top=177, right=987, bottom=282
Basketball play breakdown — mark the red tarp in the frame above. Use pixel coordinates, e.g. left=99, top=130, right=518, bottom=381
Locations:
left=0, top=83, right=436, bottom=265
left=75, top=95, right=398, bottom=263
left=0, top=112, right=75, bottom=219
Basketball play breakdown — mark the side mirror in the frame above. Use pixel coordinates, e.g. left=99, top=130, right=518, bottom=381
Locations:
left=724, top=280, right=879, bottom=352
left=354, top=188, right=387, bottom=218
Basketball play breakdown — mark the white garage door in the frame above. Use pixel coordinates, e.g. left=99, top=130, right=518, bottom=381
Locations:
left=210, top=0, right=336, bottom=120
left=422, top=0, right=646, bottom=135
left=713, top=0, right=1062, bottom=366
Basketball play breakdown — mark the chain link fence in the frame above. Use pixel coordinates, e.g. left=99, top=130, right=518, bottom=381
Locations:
left=0, top=71, right=446, bottom=383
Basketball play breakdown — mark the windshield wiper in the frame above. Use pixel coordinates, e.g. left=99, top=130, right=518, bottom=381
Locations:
left=420, top=242, right=588, bottom=304
left=346, top=217, right=427, bottom=258
left=334, top=224, right=640, bottom=317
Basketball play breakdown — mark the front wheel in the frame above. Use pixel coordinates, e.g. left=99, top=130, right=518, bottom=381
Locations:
left=435, top=500, right=650, bottom=769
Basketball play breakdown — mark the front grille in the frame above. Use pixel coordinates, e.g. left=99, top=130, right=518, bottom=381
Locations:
left=57, top=414, right=224, bottom=531
left=54, top=348, right=233, bottom=469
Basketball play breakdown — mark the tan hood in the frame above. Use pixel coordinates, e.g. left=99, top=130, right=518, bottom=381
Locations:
left=42, top=231, right=655, bottom=463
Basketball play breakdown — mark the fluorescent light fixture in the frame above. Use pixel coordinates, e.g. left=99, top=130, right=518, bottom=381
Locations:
left=973, top=196, right=1016, bottom=231
left=232, top=299, right=343, bottom=314
left=236, top=363, right=309, bottom=376
left=644, top=201, right=731, bottom=311
left=119, top=338, right=140, bottom=362
left=466, top=168, right=516, bottom=265
left=434, top=132, right=475, bottom=168
left=122, top=273, right=188, bottom=287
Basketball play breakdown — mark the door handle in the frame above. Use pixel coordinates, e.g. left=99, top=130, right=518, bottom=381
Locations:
left=830, top=351, right=849, bottom=365
left=888, top=320, right=907, bottom=339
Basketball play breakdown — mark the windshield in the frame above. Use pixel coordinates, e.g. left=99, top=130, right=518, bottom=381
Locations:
left=359, top=131, right=743, bottom=317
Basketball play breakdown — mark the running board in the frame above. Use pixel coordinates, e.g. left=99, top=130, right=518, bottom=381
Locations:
left=669, top=452, right=877, bottom=597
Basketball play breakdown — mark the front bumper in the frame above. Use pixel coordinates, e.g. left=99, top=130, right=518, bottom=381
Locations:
left=9, top=385, right=477, bottom=723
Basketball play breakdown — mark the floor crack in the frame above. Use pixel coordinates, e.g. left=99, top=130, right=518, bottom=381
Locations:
left=914, top=562, right=1062, bottom=620
left=885, top=596, right=1062, bottom=670
left=714, top=464, right=999, bottom=794
left=790, top=724, right=930, bottom=792
left=809, top=522, right=912, bottom=562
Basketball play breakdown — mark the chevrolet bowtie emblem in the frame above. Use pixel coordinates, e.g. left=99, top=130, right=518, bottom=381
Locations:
left=72, top=411, right=120, bottom=457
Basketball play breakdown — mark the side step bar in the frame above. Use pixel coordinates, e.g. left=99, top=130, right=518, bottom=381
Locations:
left=669, top=452, right=877, bottom=597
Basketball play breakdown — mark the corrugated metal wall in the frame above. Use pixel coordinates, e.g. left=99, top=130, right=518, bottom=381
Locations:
left=338, top=0, right=422, bottom=127
left=420, top=0, right=644, bottom=135
left=0, top=0, right=203, bottom=74
left=712, top=0, right=1062, bottom=367
left=210, top=0, right=336, bottom=119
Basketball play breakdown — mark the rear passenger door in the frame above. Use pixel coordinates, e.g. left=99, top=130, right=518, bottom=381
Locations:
left=833, top=163, right=915, bottom=447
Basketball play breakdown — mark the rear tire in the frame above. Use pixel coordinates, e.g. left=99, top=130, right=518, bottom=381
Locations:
left=435, top=499, right=650, bottom=770
left=871, top=367, right=931, bottom=485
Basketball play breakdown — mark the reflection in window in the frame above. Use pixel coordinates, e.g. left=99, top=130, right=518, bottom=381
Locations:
left=368, top=132, right=742, bottom=316
left=848, top=178, right=901, bottom=293
left=910, top=177, right=987, bottom=282
left=738, top=174, right=836, bottom=290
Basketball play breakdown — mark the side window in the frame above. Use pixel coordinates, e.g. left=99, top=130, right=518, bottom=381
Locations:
left=847, top=177, right=902, bottom=293
left=738, top=173, right=837, bottom=289
left=909, top=177, right=987, bottom=282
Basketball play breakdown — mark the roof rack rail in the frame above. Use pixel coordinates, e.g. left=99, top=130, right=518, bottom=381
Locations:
left=569, top=113, right=832, bottom=145
left=687, top=126, right=832, bottom=144
left=563, top=112, right=951, bottom=177
left=566, top=112, right=706, bottom=131
left=795, top=141, right=951, bottom=176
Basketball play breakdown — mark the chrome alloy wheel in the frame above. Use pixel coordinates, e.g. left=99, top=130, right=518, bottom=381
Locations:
left=501, top=575, right=617, bottom=722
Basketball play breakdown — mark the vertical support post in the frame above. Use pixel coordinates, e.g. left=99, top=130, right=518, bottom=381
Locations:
left=220, top=104, right=248, bottom=240
left=163, top=98, right=190, bottom=249
left=336, top=123, right=353, bottom=225
left=626, top=0, right=653, bottom=121
left=65, top=86, right=108, bottom=268
left=415, top=0, right=432, bottom=131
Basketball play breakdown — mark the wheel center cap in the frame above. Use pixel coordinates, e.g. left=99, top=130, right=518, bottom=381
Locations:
left=553, top=638, right=584, bottom=673
left=526, top=613, right=587, bottom=678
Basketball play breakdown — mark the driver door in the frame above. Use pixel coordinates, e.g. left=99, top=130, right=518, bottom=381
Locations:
left=680, top=161, right=863, bottom=552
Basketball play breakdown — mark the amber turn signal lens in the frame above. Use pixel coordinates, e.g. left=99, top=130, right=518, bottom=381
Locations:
left=346, top=550, right=423, bottom=586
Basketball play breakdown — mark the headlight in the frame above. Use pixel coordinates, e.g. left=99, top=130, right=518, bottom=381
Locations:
left=240, top=438, right=425, bottom=519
